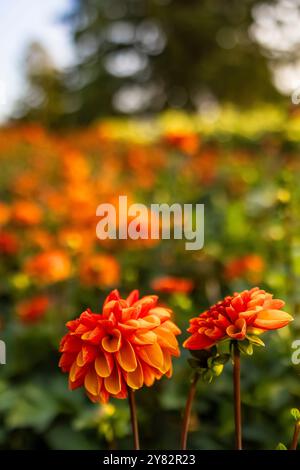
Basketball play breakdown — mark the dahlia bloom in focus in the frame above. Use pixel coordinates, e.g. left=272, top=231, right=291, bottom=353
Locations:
left=59, top=289, right=181, bottom=403
left=184, top=287, right=293, bottom=351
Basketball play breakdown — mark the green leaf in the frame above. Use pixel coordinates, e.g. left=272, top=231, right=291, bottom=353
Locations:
left=202, top=370, right=213, bottom=383
left=190, top=347, right=217, bottom=361
left=238, top=341, right=253, bottom=356
left=276, top=442, right=287, bottom=450
left=5, top=384, right=58, bottom=432
left=212, top=364, right=224, bottom=376
left=212, top=354, right=231, bottom=365
left=246, top=335, right=265, bottom=347
left=187, top=358, right=201, bottom=370
left=46, top=423, right=98, bottom=450
left=290, top=408, right=300, bottom=422
left=207, top=357, right=214, bottom=368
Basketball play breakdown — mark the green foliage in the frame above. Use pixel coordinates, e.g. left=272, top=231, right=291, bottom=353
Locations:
left=290, top=408, right=300, bottom=422
left=188, top=348, right=230, bottom=383
left=0, top=110, right=299, bottom=449
left=276, top=442, right=287, bottom=450
left=17, top=0, right=283, bottom=126
left=246, top=335, right=265, bottom=348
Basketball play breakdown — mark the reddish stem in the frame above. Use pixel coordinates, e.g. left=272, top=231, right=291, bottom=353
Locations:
left=180, top=373, right=199, bottom=450
left=233, top=342, right=242, bottom=450
left=290, top=421, right=300, bottom=450
left=128, top=387, right=140, bottom=450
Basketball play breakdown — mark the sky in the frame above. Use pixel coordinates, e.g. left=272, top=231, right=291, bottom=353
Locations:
left=0, top=0, right=74, bottom=122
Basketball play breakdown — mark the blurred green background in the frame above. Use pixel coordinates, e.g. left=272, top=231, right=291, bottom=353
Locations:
left=0, top=0, right=300, bottom=450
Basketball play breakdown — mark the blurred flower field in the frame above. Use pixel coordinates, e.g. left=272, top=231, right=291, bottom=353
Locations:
left=0, top=107, right=300, bottom=449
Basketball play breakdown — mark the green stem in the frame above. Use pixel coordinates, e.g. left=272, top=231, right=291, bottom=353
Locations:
left=180, top=373, right=199, bottom=450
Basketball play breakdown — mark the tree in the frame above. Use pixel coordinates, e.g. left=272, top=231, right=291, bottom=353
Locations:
left=62, top=0, right=281, bottom=124
left=18, top=0, right=287, bottom=126
left=15, top=42, right=74, bottom=129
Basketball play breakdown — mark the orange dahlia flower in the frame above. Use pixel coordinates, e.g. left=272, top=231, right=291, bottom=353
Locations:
left=59, top=289, right=181, bottom=403
left=184, top=287, right=293, bottom=350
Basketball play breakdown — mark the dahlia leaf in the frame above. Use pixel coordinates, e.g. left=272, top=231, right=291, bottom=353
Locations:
left=276, top=443, right=287, bottom=450
left=246, top=334, right=265, bottom=347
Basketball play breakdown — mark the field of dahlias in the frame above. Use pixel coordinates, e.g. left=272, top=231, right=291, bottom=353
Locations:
left=0, top=108, right=300, bottom=449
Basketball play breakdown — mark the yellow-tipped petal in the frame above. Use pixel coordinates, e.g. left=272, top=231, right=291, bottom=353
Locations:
left=154, top=326, right=178, bottom=350
left=126, top=360, right=144, bottom=389
left=138, top=343, right=164, bottom=370
left=116, top=340, right=137, bottom=372
left=132, top=330, right=157, bottom=345
left=141, top=362, right=155, bottom=387
left=95, top=352, right=113, bottom=377
left=102, top=329, right=121, bottom=352
left=84, top=368, right=100, bottom=396
left=104, top=366, right=121, bottom=394
left=69, top=361, right=83, bottom=382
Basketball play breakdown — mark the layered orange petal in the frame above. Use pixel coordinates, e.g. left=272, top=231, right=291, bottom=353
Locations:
left=95, top=351, right=114, bottom=377
left=59, top=289, right=181, bottom=403
left=184, top=287, right=292, bottom=352
left=116, top=340, right=137, bottom=372
left=126, top=359, right=144, bottom=389
left=253, top=309, right=293, bottom=330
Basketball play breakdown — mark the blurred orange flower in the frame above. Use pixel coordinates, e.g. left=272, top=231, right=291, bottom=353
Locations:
left=28, top=229, right=54, bottom=251
left=183, top=287, right=293, bottom=350
left=59, top=228, right=94, bottom=253
left=59, top=289, right=181, bottom=403
left=164, top=131, right=199, bottom=155
left=151, top=276, right=194, bottom=294
left=25, top=250, right=71, bottom=284
left=0, top=231, right=19, bottom=255
left=79, top=254, right=120, bottom=287
left=224, top=254, right=265, bottom=283
left=17, top=296, right=50, bottom=323
left=11, top=201, right=43, bottom=226
left=0, top=202, right=11, bottom=226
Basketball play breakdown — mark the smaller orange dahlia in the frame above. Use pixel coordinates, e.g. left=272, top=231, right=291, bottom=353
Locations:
left=183, top=287, right=293, bottom=351
left=59, top=289, right=181, bottom=403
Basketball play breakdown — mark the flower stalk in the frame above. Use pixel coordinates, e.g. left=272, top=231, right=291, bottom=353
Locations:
left=180, top=373, right=199, bottom=450
left=233, top=341, right=242, bottom=450
left=128, top=387, right=140, bottom=450
left=290, top=421, right=300, bottom=450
